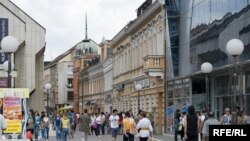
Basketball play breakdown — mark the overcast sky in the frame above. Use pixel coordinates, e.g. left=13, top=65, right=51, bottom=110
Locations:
left=11, top=0, right=145, bottom=61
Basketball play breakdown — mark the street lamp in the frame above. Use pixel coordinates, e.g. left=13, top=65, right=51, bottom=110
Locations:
left=226, top=39, right=244, bottom=124
left=201, top=62, right=213, bottom=111
left=135, top=83, right=142, bottom=114
left=44, top=83, right=52, bottom=114
left=1, top=36, right=19, bottom=88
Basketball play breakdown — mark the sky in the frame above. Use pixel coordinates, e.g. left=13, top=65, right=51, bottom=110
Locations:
left=10, top=0, right=145, bottom=61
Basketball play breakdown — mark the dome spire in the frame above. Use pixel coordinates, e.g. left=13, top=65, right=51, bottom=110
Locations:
left=85, top=11, right=88, bottom=40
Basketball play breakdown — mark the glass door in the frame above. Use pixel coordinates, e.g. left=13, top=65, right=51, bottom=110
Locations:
left=214, top=96, right=233, bottom=120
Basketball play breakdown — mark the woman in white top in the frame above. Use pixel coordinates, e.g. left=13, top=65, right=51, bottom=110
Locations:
left=95, top=113, right=102, bottom=138
left=136, top=112, right=153, bottom=141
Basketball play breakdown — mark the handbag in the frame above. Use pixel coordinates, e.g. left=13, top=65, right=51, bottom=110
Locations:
left=92, top=120, right=97, bottom=129
left=178, top=124, right=183, bottom=131
left=129, top=118, right=137, bottom=135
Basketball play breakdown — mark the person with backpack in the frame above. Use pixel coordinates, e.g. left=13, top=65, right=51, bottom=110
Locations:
left=123, top=111, right=136, bottom=141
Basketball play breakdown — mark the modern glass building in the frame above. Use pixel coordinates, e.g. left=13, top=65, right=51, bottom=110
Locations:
left=165, top=0, right=250, bottom=133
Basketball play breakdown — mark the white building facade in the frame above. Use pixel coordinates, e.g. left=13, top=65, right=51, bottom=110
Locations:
left=0, top=0, right=46, bottom=111
left=103, top=58, right=113, bottom=113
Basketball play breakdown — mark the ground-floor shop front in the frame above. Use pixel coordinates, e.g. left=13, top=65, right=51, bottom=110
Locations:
left=165, top=62, right=250, bottom=133
left=112, top=85, right=164, bottom=134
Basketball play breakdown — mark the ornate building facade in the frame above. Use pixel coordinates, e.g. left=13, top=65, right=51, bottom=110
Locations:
left=112, top=0, right=165, bottom=134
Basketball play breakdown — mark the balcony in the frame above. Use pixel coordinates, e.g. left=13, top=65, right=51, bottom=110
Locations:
left=143, top=55, right=164, bottom=78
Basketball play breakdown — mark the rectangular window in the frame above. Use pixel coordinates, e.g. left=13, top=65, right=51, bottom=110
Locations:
left=246, top=72, right=250, bottom=93
left=67, top=65, right=73, bottom=74
left=67, top=78, right=73, bottom=87
left=67, top=91, right=74, bottom=101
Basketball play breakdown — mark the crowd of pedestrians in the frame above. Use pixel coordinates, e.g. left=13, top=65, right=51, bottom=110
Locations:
left=23, top=109, right=78, bottom=141
left=77, top=109, right=154, bottom=141
left=20, top=108, right=154, bottom=141
left=174, top=106, right=248, bottom=141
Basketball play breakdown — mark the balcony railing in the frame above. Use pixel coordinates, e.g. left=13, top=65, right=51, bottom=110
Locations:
left=143, top=55, right=164, bottom=76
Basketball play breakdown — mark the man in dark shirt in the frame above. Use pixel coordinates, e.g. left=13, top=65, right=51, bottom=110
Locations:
left=184, top=105, right=200, bottom=141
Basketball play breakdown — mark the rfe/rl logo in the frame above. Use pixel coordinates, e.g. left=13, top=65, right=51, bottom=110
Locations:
left=213, top=129, right=246, bottom=136
left=209, top=125, right=250, bottom=140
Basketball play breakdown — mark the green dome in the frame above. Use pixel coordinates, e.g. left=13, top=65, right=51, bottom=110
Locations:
left=75, top=39, right=99, bottom=56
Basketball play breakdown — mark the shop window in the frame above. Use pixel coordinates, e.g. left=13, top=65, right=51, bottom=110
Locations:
left=246, top=72, right=250, bottom=93
left=192, top=78, right=205, bottom=94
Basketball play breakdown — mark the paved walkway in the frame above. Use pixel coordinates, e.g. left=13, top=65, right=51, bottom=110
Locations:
left=48, top=129, right=174, bottom=141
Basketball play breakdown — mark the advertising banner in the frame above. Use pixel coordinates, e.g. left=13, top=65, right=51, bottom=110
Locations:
left=3, top=96, right=22, bottom=133
left=0, top=78, right=8, bottom=88
left=0, top=88, right=29, bottom=98
left=0, top=88, right=29, bottom=134
left=0, top=18, right=9, bottom=67
left=167, top=106, right=174, bottom=132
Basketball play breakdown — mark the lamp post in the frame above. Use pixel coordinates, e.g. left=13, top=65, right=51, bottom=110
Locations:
left=135, top=83, right=142, bottom=114
left=201, top=62, right=213, bottom=111
left=44, top=83, right=52, bottom=114
left=226, top=39, right=244, bottom=124
left=1, top=36, right=19, bottom=88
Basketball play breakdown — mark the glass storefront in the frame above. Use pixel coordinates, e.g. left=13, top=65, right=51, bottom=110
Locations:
left=165, top=0, right=250, bottom=133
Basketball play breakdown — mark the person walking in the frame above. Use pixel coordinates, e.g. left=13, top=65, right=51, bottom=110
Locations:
left=95, top=113, right=102, bottom=138
left=26, top=109, right=35, bottom=136
left=220, top=107, right=232, bottom=125
left=0, top=113, right=6, bottom=138
left=184, top=105, right=200, bottom=141
left=100, top=112, right=106, bottom=135
left=90, top=113, right=97, bottom=135
left=41, top=112, right=50, bottom=141
left=54, top=112, right=61, bottom=141
left=136, top=112, right=153, bottom=141
left=61, top=112, right=70, bottom=141
left=109, top=109, right=119, bottom=141
left=123, top=111, right=136, bottom=141
left=34, top=111, right=41, bottom=140
left=179, top=112, right=186, bottom=141
left=202, top=111, right=220, bottom=141
left=237, top=110, right=247, bottom=125
left=174, top=109, right=181, bottom=141
left=73, top=113, right=78, bottom=131
left=79, top=109, right=91, bottom=141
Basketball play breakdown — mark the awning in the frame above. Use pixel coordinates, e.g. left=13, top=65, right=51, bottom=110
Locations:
left=59, top=105, right=74, bottom=110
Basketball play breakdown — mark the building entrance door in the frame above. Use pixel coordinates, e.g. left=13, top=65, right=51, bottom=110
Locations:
left=214, top=96, right=233, bottom=119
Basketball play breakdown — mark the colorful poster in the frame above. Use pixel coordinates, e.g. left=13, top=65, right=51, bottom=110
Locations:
left=3, top=96, right=22, bottom=133
left=167, top=106, right=174, bottom=127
